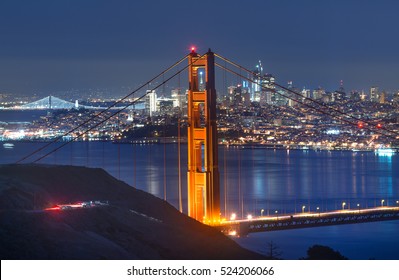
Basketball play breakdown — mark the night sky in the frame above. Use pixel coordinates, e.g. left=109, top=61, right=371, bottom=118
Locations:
left=1, top=0, right=398, bottom=95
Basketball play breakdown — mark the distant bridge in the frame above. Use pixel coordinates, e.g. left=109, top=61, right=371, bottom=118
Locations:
left=4, top=96, right=143, bottom=110
left=20, top=96, right=79, bottom=110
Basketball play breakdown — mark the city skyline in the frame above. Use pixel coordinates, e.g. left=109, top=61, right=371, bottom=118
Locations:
left=0, top=0, right=398, bottom=94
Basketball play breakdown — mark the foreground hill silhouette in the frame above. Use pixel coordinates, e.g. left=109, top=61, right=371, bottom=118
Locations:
left=0, top=164, right=261, bottom=260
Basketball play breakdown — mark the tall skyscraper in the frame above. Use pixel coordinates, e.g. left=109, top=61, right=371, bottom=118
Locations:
left=379, top=91, right=386, bottom=104
left=251, top=61, right=262, bottom=102
left=145, top=90, right=157, bottom=117
left=370, top=86, right=379, bottom=102
left=335, top=80, right=346, bottom=101
left=251, top=63, right=276, bottom=104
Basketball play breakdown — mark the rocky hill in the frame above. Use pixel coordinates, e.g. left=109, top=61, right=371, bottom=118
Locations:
left=0, top=164, right=262, bottom=260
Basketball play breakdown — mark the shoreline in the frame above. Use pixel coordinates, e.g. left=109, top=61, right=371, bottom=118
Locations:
left=1, top=139, right=397, bottom=154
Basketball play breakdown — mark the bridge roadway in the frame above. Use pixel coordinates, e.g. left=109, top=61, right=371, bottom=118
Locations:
left=215, top=206, right=399, bottom=236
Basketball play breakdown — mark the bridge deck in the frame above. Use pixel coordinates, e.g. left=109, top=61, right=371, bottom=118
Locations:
left=215, top=207, right=399, bottom=236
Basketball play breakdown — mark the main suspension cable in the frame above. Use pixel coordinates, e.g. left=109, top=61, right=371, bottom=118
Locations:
left=215, top=53, right=399, bottom=141
left=29, top=53, right=207, bottom=163
left=215, top=61, right=398, bottom=141
left=16, top=54, right=189, bottom=164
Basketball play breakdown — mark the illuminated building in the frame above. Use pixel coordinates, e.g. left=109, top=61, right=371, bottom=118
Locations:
left=370, top=86, right=379, bottom=102
left=251, top=61, right=276, bottom=104
left=145, top=90, right=157, bottom=117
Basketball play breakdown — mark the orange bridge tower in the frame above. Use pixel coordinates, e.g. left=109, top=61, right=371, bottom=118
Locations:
left=187, top=49, right=220, bottom=223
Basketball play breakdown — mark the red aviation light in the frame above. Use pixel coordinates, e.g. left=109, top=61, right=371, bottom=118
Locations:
left=358, top=122, right=364, bottom=128
left=190, top=46, right=196, bottom=53
left=376, top=123, right=382, bottom=129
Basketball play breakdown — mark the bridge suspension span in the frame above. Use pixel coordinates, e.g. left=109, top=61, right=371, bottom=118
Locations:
left=15, top=47, right=399, bottom=229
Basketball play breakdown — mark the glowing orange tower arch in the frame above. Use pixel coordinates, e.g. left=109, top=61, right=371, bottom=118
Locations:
left=187, top=49, right=220, bottom=223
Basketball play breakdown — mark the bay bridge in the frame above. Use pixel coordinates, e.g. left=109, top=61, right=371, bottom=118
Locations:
left=4, top=95, right=144, bottom=110
left=14, top=48, right=399, bottom=235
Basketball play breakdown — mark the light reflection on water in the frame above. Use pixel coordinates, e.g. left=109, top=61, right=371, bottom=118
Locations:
left=1, top=142, right=398, bottom=259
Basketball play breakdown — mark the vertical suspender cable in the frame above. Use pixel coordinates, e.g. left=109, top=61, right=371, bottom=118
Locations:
left=70, top=141, right=73, bottom=165
left=133, top=143, right=136, bottom=187
left=102, top=137, right=105, bottom=169
left=177, top=72, right=182, bottom=212
left=223, top=145, right=227, bottom=218
left=178, top=116, right=182, bottom=212
left=117, top=113, right=121, bottom=179
left=85, top=133, right=89, bottom=167
left=118, top=142, right=121, bottom=179
left=163, top=115, right=167, bottom=201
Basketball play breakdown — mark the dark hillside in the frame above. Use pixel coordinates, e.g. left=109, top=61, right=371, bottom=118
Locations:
left=0, top=164, right=261, bottom=260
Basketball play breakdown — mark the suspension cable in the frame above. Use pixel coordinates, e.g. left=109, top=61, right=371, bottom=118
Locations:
left=16, top=54, right=189, bottom=164
left=216, top=62, right=397, bottom=141
left=29, top=53, right=207, bottom=163
left=214, top=55, right=399, bottom=141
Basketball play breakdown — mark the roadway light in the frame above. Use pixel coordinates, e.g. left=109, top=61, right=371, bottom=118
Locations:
left=342, top=202, right=346, bottom=210
left=261, top=209, right=264, bottom=217
left=247, top=214, right=253, bottom=220
left=302, top=205, right=306, bottom=213
left=230, top=213, right=236, bottom=221
left=381, top=199, right=385, bottom=207
left=357, top=203, right=360, bottom=213
left=316, top=207, right=320, bottom=217
left=275, top=210, right=278, bottom=221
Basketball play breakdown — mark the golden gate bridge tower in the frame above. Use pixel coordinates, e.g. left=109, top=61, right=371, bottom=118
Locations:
left=187, top=48, right=220, bottom=224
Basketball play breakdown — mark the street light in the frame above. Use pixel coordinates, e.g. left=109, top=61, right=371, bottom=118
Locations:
left=261, top=209, right=264, bottom=217
left=342, top=202, right=346, bottom=210
left=357, top=203, right=360, bottom=213
left=199, top=71, right=204, bottom=90
left=316, top=207, right=320, bottom=217
left=247, top=214, right=253, bottom=220
left=275, top=210, right=278, bottom=221
left=381, top=199, right=385, bottom=207
left=230, top=213, right=236, bottom=221
left=302, top=205, right=306, bottom=213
